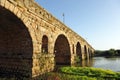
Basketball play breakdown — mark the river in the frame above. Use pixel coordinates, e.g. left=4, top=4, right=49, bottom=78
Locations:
left=80, top=57, right=120, bottom=72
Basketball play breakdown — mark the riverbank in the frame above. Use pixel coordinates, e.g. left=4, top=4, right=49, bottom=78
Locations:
left=38, top=67, right=120, bottom=80
left=0, top=66, right=120, bottom=80
left=95, top=49, right=120, bottom=57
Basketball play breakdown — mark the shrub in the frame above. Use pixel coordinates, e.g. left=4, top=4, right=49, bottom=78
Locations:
left=60, top=67, right=119, bottom=79
left=39, top=72, right=96, bottom=80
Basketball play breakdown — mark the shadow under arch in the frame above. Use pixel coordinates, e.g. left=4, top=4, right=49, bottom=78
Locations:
left=41, top=35, right=48, bottom=53
left=88, top=48, right=91, bottom=58
left=54, top=34, right=71, bottom=65
left=84, top=45, right=87, bottom=59
left=76, top=42, right=82, bottom=60
left=0, top=6, right=33, bottom=79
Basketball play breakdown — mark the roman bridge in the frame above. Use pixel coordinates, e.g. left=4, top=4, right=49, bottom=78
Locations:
left=0, top=0, right=94, bottom=79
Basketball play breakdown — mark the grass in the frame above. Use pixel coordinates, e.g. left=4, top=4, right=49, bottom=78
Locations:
left=38, top=67, right=120, bottom=80
left=0, top=67, right=120, bottom=80
left=39, top=72, right=96, bottom=80
left=59, top=67, right=120, bottom=80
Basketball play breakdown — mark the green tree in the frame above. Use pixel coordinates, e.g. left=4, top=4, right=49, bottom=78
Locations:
left=108, top=49, right=118, bottom=56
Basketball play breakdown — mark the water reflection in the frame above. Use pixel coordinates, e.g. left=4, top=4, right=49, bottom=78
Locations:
left=93, top=57, right=120, bottom=72
left=77, top=57, right=120, bottom=72
left=80, top=59, right=94, bottom=67
left=73, top=58, right=94, bottom=67
left=57, top=57, right=120, bottom=72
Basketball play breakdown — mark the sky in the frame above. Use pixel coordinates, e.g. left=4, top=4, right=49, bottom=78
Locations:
left=35, top=0, right=120, bottom=50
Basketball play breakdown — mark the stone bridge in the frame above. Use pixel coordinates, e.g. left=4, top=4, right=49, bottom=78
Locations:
left=0, top=0, right=94, bottom=79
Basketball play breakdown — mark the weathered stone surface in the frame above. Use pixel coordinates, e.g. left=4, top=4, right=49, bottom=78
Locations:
left=0, top=0, right=94, bottom=79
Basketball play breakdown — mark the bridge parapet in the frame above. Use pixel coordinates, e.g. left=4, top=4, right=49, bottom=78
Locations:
left=5, top=0, right=93, bottom=46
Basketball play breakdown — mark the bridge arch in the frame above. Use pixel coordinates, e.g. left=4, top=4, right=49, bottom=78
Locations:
left=0, top=6, right=33, bottom=78
left=54, top=34, right=71, bottom=65
left=88, top=48, right=91, bottom=59
left=41, top=35, right=48, bottom=53
left=84, top=45, right=87, bottom=59
left=76, top=42, right=82, bottom=60
left=89, top=49, right=92, bottom=57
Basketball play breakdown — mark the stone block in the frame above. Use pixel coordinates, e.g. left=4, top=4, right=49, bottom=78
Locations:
left=9, top=2, right=15, bottom=12
left=13, top=6, right=18, bottom=14
left=0, top=0, right=6, bottom=7
left=16, top=10, right=22, bottom=18
left=5, top=0, right=11, bottom=9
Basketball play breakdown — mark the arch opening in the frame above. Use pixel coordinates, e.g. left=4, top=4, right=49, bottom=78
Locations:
left=84, top=45, right=87, bottom=59
left=41, top=35, right=48, bottom=53
left=89, top=49, right=92, bottom=57
left=76, top=42, right=82, bottom=60
left=54, top=34, right=71, bottom=65
left=0, top=6, right=33, bottom=78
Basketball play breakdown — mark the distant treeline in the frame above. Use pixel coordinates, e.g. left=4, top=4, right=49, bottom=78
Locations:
left=94, top=49, right=120, bottom=57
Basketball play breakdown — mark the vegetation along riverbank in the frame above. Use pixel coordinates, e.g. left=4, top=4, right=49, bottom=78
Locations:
left=38, top=67, right=120, bottom=80
left=95, top=49, right=120, bottom=57
left=0, top=67, right=120, bottom=80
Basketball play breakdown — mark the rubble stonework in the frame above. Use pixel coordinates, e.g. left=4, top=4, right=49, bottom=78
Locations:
left=0, top=0, right=94, bottom=79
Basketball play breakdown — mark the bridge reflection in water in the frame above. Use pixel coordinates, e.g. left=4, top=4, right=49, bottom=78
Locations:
left=72, top=58, right=94, bottom=67
left=55, top=58, right=94, bottom=71
left=73, top=57, right=120, bottom=72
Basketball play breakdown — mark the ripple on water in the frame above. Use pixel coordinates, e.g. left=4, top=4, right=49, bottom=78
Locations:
left=93, top=57, right=120, bottom=72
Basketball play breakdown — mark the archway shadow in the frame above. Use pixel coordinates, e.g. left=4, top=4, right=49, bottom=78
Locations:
left=0, top=6, right=33, bottom=79
left=76, top=42, right=82, bottom=61
left=54, top=34, right=71, bottom=65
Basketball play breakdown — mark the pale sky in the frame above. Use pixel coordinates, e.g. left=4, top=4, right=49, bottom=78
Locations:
left=35, top=0, right=120, bottom=50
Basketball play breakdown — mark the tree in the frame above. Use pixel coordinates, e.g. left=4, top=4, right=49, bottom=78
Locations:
left=108, top=49, right=118, bottom=56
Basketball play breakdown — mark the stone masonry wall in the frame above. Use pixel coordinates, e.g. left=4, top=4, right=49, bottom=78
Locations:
left=0, top=0, right=94, bottom=79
